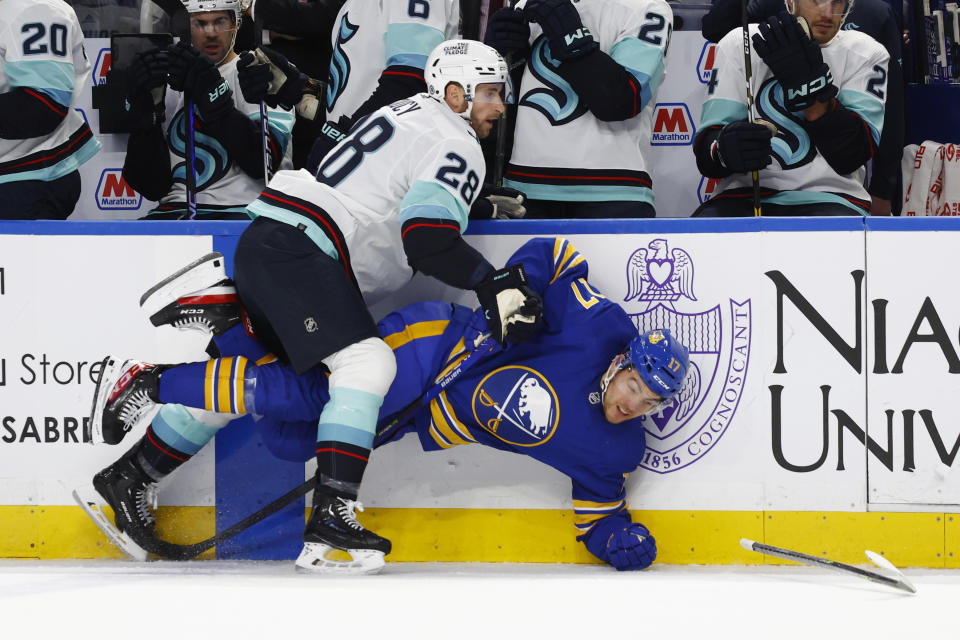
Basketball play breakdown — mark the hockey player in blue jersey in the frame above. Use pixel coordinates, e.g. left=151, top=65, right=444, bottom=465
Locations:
left=78, top=237, right=689, bottom=574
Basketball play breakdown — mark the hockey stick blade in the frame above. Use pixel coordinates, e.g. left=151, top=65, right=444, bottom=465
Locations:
left=740, top=538, right=917, bottom=594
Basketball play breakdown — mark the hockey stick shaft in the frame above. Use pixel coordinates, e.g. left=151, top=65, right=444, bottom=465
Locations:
left=741, top=0, right=762, bottom=217
left=740, top=539, right=917, bottom=594
left=158, top=332, right=497, bottom=560
left=185, top=101, right=198, bottom=219
left=253, top=9, right=272, bottom=186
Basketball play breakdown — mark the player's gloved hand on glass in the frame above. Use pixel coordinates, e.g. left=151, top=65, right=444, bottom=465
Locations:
left=523, top=0, right=598, bottom=61
left=166, top=41, right=235, bottom=123
left=469, top=184, right=527, bottom=220
left=606, top=523, right=657, bottom=571
left=484, top=6, right=531, bottom=58
left=752, top=11, right=837, bottom=111
left=126, top=47, right=169, bottom=128
left=237, top=46, right=307, bottom=110
left=475, top=264, right=543, bottom=345
left=714, top=120, right=773, bottom=173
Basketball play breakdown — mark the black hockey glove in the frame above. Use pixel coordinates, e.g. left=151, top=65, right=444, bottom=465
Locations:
left=167, top=41, right=235, bottom=123
left=714, top=120, right=773, bottom=173
left=126, top=47, right=168, bottom=128
left=237, top=47, right=308, bottom=111
left=752, top=12, right=837, bottom=111
left=523, top=0, right=598, bottom=61
left=475, top=264, right=543, bottom=345
left=469, top=184, right=527, bottom=220
left=306, top=116, right=350, bottom=174
left=484, top=7, right=531, bottom=59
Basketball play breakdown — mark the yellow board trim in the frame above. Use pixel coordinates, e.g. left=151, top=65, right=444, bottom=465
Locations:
left=2, top=507, right=956, bottom=567
left=0, top=505, right=215, bottom=559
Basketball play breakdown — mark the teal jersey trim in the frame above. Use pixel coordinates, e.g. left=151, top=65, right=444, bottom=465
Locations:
left=700, top=98, right=747, bottom=129
left=503, top=179, right=655, bottom=204
left=610, top=37, right=665, bottom=109
left=400, top=180, right=469, bottom=231
left=152, top=404, right=221, bottom=456
left=245, top=199, right=342, bottom=260
left=837, top=89, right=884, bottom=146
left=764, top=190, right=868, bottom=215
left=385, top=23, right=444, bottom=68
left=317, top=387, right=387, bottom=445
left=4, top=60, right=75, bottom=105
left=250, top=110, right=296, bottom=155
left=0, top=135, right=100, bottom=185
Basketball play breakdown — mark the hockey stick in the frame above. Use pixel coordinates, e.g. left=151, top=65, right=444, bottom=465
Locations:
left=251, top=5, right=273, bottom=186
left=154, top=332, right=497, bottom=561
left=741, top=0, right=762, bottom=217
left=740, top=538, right=917, bottom=594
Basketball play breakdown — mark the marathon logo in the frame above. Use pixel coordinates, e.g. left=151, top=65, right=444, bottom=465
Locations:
left=96, top=169, right=142, bottom=210
left=696, top=42, right=717, bottom=84
left=651, top=103, right=695, bottom=146
left=698, top=175, right=722, bottom=203
left=93, top=47, right=111, bottom=86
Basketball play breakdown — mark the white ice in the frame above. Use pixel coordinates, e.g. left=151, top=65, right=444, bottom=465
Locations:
left=1, top=560, right=957, bottom=639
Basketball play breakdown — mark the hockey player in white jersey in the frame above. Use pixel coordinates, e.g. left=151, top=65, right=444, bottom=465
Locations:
left=0, top=0, right=101, bottom=219
left=692, top=0, right=889, bottom=216
left=121, top=0, right=294, bottom=219
left=84, top=40, right=542, bottom=574
left=485, top=0, right=672, bottom=218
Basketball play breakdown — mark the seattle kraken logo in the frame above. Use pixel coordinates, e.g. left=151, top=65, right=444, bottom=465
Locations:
left=168, top=109, right=230, bottom=190
left=756, top=78, right=816, bottom=170
left=326, top=14, right=358, bottom=113
left=624, top=239, right=752, bottom=473
left=520, top=37, right=588, bottom=126
left=472, top=366, right=559, bottom=447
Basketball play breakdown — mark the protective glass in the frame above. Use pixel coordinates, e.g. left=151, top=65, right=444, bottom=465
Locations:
left=190, top=16, right=236, bottom=33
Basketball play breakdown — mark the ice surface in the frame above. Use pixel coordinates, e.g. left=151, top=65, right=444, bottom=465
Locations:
left=1, top=560, right=956, bottom=639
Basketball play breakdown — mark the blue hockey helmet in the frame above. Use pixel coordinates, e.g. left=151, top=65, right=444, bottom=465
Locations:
left=623, top=329, right=689, bottom=399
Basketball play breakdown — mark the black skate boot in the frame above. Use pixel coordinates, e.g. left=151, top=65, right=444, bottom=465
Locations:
left=139, top=252, right=241, bottom=336
left=91, top=357, right=171, bottom=445
left=295, top=486, right=392, bottom=575
left=73, top=449, right=165, bottom=561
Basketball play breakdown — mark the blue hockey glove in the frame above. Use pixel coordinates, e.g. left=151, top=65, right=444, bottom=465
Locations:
left=752, top=12, right=837, bottom=111
left=475, top=264, right=543, bottom=344
left=714, top=120, right=773, bottom=173
left=606, top=523, right=657, bottom=571
left=484, top=7, right=531, bottom=58
left=523, top=0, right=598, bottom=61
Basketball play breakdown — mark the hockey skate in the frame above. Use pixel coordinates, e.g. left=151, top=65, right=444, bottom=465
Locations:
left=139, top=252, right=240, bottom=336
left=295, top=487, right=392, bottom=575
left=73, top=452, right=164, bottom=561
left=90, top=357, right=169, bottom=445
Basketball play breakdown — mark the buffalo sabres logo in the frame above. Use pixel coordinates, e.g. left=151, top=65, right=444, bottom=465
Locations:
left=472, top=366, right=559, bottom=447
left=623, top=239, right=752, bottom=473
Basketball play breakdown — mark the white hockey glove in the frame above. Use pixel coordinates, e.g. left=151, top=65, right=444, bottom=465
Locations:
left=475, top=264, right=543, bottom=344
left=469, top=184, right=527, bottom=220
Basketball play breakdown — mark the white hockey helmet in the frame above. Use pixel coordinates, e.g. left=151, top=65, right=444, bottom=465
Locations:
left=785, top=0, right=854, bottom=44
left=425, top=39, right=513, bottom=120
left=181, top=0, right=243, bottom=23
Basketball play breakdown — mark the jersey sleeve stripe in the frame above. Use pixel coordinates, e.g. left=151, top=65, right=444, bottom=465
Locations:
left=204, top=359, right=218, bottom=412
left=23, top=87, right=67, bottom=115
left=255, top=354, right=279, bottom=366
left=385, top=22, right=444, bottom=67
left=428, top=422, right=455, bottom=448
left=400, top=179, right=469, bottom=230
left=610, top=38, right=666, bottom=109
left=438, top=391, right=476, bottom=442
left=382, top=319, right=450, bottom=350
left=700, top=97, right=748, bottom=130
left=837, top=89, right=884, bottom=146
left=3, top=60, right=75, bottom=98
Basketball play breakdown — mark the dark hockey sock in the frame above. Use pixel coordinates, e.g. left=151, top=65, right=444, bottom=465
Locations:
left=314, top=441, right=370, bottom=497
left=130, top=426, right=192, bottom=482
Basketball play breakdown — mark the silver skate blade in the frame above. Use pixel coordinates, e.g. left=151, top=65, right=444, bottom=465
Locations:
left=89, top=356, right=118, bottom=446
left=73, top=486, right=149, bottom=562
left=294, top=543, right=385, bottom=575
left=139, top=252, right=227, bottom=316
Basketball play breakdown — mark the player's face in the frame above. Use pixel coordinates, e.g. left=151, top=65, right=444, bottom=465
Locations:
left=190, top=10, right=237, bottom=63
left=469, top=83, right=506, bottom=139
left=602, top=366, right=665, bottom=425
left=792, top=0, right=847, bottom=44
